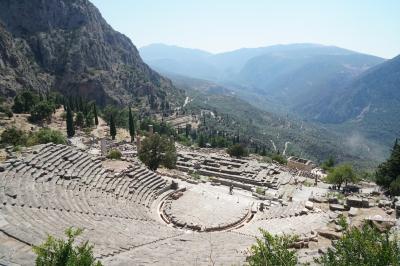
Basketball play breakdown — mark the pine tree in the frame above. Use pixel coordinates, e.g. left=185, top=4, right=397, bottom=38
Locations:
left=66, top=105, right=75, bottom=138
left=376, top=138, right=400, bottom=195
left=93, top=103, right=98, bottom=126
left=128, top=107, right=135, bottom=142
left=110, top=114, right=116, bottom=140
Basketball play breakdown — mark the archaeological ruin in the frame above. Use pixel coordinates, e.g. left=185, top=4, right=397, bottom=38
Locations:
left=0, top=142, right=398, bottom=265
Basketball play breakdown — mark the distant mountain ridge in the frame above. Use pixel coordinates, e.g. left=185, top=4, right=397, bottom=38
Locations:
left=140, top=43, right=383, bottom=80
left=139, top=43, right=384, bottom=110
left=0, top=0, right=183, bottom=107
left=299, top=55, right=400, bottom=147
left=140, top=43, right=399, bottom=154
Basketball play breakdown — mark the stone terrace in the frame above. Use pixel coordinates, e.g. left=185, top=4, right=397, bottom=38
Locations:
left=176, top=151, right=292, bottom=189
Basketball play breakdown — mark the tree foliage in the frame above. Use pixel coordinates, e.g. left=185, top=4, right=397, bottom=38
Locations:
left=33, top=227, right=102, bottom=266
left=12, top=90, right=39, bottom=113
left=197, top=133, right=206, bottom=148
left=316, top=219, right=400, bottom=265
left=75, top=111, right=85, bottom=128
left=27, top=128, right=66, bottom=146
left=109, top=114, right=116, bottom=140
left=128, top=107, right=135, bottom=142
left=246, top=229, right=298, bottom=266
left=227, top=144, right=249, bottom=158
left=0, top=127, right=27, bottom=146
left=376, top=139, right=400, bottom=195
left=66, top=106, right=75, bottom=138
left=321, top=156, right=335, bottom=171
left=138, top=133, right=177, bottom=170
left=102, top=105, right=128, bottom=128
left=93, top=103, right=99, bottom=126
left=1, top=127, right=65, bottom=147
left=270, top=153, right=287, bottom=165
left=107, top=149, right=122, bottom=160
left=325, top=164, right=357, bottom=190
left=29, top=101, right=55, bottom=123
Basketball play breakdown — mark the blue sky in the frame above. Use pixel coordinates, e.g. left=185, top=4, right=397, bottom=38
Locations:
left=91, top=0, right=400, bottom=59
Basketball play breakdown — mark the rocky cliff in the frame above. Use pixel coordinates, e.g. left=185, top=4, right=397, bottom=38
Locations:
left=0, top=0, right=183, bottom=106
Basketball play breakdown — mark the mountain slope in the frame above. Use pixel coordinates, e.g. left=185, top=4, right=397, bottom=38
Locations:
left=0, top=23, right=50, bottom=97
left=0, top=0, right=183, bottom=106
left=239, top=51, right=384, bottom=107
left=139, top=43, right=383, bottom=111
left=301, top=55, right=400, bottom=147
left=140, top=44, right=218, bottom=80
left=172, top=74, right=383, bottom=168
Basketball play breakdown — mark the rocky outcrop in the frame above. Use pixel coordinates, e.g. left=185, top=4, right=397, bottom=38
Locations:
left=0, top=0, right=183, bottom=106
left=0, top=23, right=52, bottom=98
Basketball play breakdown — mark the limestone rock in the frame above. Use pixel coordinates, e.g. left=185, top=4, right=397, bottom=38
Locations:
left=317, top=229, right=342, bottom=240
left=0, top=0, right=183, bottom=105
left=329, top=204, right=346, bottom=211
left=300, top=208, right=308, bottom=215
left=305, top=201, right=314, bottom=210
left=348, top=207, right=359, bottom=217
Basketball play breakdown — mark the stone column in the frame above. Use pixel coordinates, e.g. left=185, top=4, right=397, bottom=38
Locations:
left=100, top=138, right=107, bottom=156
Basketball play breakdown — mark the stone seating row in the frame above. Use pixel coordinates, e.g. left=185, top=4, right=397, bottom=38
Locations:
left=1, top=204, right=179, bottom=258
left=257, top=201, right=305, bottom=220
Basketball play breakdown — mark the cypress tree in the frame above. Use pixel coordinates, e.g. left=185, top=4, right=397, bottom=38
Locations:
left=185, top=124, right=191, bottom=138
left=110, top=114, right=116, bottom=140
left=93, top=103, right=99, bottom=126
left=128, top=107, right=135, bottom=142
left=66, top=105, right=75, bottom=138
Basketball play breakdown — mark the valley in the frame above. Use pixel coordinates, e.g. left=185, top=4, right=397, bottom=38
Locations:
left=0, top=0, right=399, bottom=265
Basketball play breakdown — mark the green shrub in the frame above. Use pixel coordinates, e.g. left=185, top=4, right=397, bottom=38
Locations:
left=139, top=134, right=177, bottom=170
left=325, top=164, right=358, bottom=190
left=389, top=177, right=400, bottom=196
left=190, top=172, right=201, bottom=180
left=376, top=139, right=400, bottom=195
left=12, top=145, right=22, bottom=152
left=75, top=111, right=85, bottom=128
left=27, top=128, right=66, bottom=146
left=316, top=220, right=400, bottom=265
left=321, top=156, right=335, bottom=171
left=255, top=187, right=265, bottom=195
left=271, top=153, right=287, bottom=165
left=177, top=135, right=192, bottom=146
left=33, top=227, right=102, bottom=266
left=29, top=101, right=55, bottom=123
left=0, top=127, right=27, bottom=146
left=227, top=144, right=248, bottom=158
left=107, top=149, right=122, bottom=160
left=12, top=90, right=39, bottom=113
left=0, top=105, right=13, bottom=118
left=246, top=229, right=298, bottom=266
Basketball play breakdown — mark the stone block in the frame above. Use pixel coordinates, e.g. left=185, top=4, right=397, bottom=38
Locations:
left=347, top=197, right=369, bottom=208
left=348, top=207, right=358, bottom=217
left=329, top=204, right=346, bottom=211
left=305, top=201, right=314, bottom=210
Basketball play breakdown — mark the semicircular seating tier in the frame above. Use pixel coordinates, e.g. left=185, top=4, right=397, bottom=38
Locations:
left=0, top=143, right=178, bottom=259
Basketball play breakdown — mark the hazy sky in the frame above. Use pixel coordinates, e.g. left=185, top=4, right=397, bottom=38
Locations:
left=91, top=0, right=400, bottom=59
